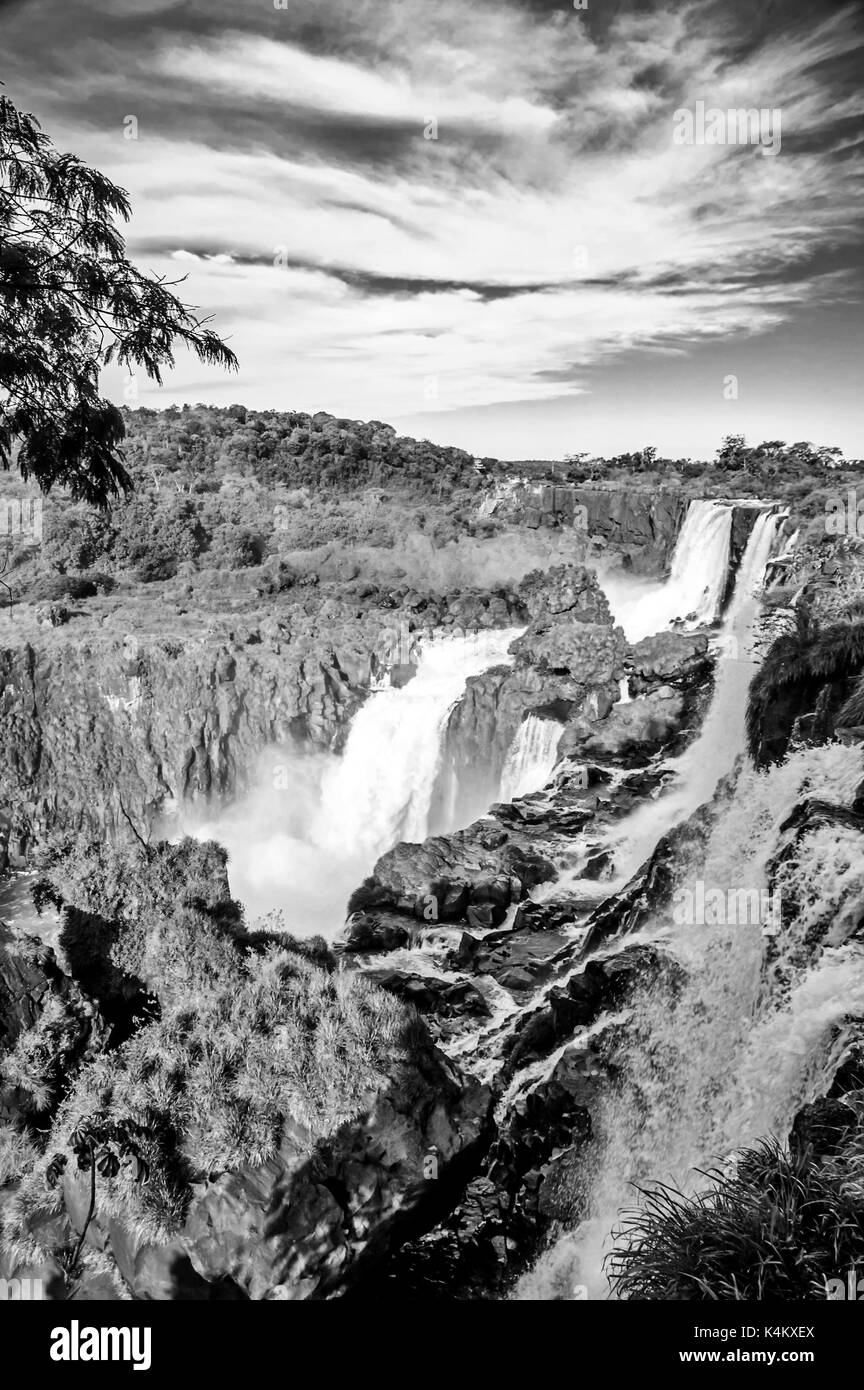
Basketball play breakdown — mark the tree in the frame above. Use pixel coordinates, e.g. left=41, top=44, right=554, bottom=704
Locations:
left=0, top=93, right=237, bottom=507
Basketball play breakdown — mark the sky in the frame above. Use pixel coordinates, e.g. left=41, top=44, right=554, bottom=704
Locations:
left=2, top=0, right=863, bottom=460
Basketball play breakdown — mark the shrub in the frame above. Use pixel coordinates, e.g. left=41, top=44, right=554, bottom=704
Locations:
left=28, top=573, right=98, bottom=601
left=608, top=1138, right=864, bottom=1301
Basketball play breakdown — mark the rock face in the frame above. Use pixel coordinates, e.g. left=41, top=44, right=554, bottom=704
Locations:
left=347, top=827, right=557, bottom=935
left=558, top=690, right=686, bottom=767
left=335, top=777, right=731, bottom=1295
left=0, top=923, right=108, bottom=1124
left=0, top=924, right=104, bottom=1061
left=434, top=566, right=630, bottom=826
left=629, top=631, right=713, bottom=693
left=502, top=485, right=686, bottom=575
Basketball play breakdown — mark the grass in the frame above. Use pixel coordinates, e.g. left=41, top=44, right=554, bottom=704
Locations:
left=607, top=1138, right=864, bottom=1301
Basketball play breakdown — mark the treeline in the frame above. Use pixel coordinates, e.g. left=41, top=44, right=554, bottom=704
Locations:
left=492, top=436, right=853, bottom=485
left=120, top=404, right=486, bottom=497
left=5, top=406, right=492, bottom=591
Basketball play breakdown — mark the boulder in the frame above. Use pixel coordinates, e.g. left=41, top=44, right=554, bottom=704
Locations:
left=559, top=690, right=686, bottom=766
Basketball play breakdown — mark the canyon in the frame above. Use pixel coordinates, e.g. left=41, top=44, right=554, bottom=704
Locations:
left=2, top=442, right=863, bottom=1303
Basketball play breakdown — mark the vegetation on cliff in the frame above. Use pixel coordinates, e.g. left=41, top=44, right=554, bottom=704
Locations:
left=747, top=550, right=864, bottom=766
left=609, top=1135, right=864, bottom=1300
left=1, top=837, right=426, bottom=1288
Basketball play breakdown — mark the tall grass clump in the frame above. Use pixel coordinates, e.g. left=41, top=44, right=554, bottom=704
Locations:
left=608, top=1138, right=864, bottom=1301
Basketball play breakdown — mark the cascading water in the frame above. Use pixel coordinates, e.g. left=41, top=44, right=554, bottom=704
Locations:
left=605, top=507, right=788, bottom=883
left=499, top=715, right=564, bottom=802
left=511, top=506, right=864, bottom=1303
left=602, top=499, right=734, bottom=643
left=187, top=627, right=522, bottom=936
left=515, top=743, right=864, bottom=1301
left=314, top=628, right=522, bottom=861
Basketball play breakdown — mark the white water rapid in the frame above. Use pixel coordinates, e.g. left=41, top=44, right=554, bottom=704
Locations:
left=499, top=715, right=564, bottom=801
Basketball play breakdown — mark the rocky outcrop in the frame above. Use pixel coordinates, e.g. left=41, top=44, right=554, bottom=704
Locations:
left=628, top=631, right=713, bottom=693
left=346, top=826, right=557, bottom=938
left=4, top=1027, right=495, bottom=1301
left=500, top=485, right=686, bottom=575
left=99, top=1041, right=491, bottom=1301
left=434, top=566, right=629, bottom=825
left=558, top=690, right=687, bottom=767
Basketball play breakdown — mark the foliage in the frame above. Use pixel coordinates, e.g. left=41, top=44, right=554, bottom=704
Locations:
left=36, top=835, right=245, bottom=1005
left=0, top=93, right=236, bottom=505
left=746, top=616, right=864, bottom=765
left=4, top=837, right=425, bottom=1257
left=46, top=1115, right=150, bottom=1295
left=608, top=1138, right=864, bottom=1301
left=0, top=993, right=89, bottom=1115
left=715, top=435, right=844, bottom=476
left=55, top=943, right=421, bottom=1181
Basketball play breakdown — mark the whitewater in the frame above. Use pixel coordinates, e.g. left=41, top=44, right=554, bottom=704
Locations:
left=513, top=506, right=864, bottom=1302
left=179, top=500, right=781, bottom=940
left=186, top=627, right=522, bottom=936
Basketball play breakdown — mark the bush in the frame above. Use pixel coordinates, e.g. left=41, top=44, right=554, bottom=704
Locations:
left=28, top=573, right=98, bottom=601
left=608, top=1138, right=864, bottom=1301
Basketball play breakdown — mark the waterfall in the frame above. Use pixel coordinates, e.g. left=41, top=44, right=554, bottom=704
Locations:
left=185, top=627, right=522, bottom=936
left=606, top=507, right=787, bottom=882
left=602, top=499, right=734, bottom=643
left=313, top=627, right=523, bottom=863
left=499, top=715, right=563, bottom=802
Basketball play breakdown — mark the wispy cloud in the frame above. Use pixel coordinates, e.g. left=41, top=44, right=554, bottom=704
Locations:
left=3, top=0, right=863, bottom=454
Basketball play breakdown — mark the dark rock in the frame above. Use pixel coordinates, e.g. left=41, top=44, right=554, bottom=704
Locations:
left=559, top=691, right=686, bottom=767
left=629, top=631, right=712, bottom=692
left=363, top=969, right=490, bottom=1021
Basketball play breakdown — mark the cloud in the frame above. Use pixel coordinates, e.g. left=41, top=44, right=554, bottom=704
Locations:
left=2, top=0, right=863, bottom=452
